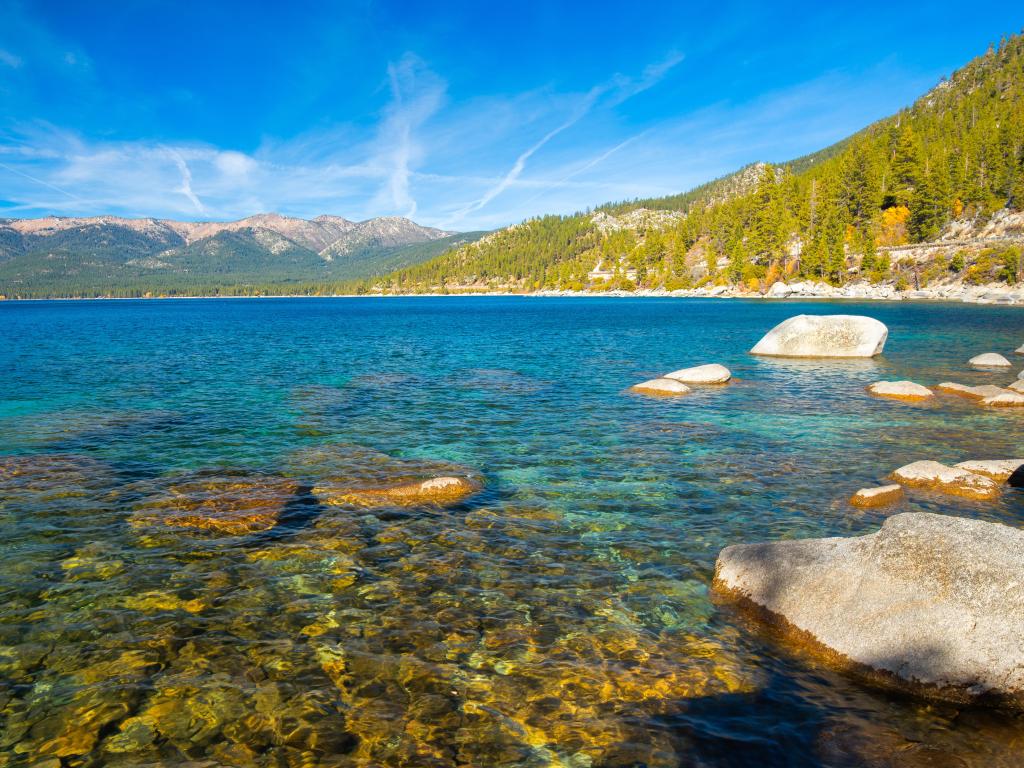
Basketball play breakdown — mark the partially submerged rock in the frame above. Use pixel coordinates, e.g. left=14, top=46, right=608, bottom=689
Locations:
left=1017, top=344, right=1024, bottom=355
left=630, top=378, right=691, bottom=396
left=969, top=352, right=1012, bottom=368
left=750, top=314, right=888, bottom=358
left=936, top=382, right=1009, bottom=400
left=1008, top=380, right=1024, bottom=394
left=866, top=381, right=933, bottom=402
left=890, top=460, right=1000, bottom=500
left=849, top=484, right=904, bottom=508
left=713, top=512, right=1024, bottom=707
left=953, top=459, right=1024, bottom=481
left=981, top=391, right=1024, bottom=408
left=317, top=475, right=479, bottom=508
left=131, top=470, right=302, bottom=534
left=663, top=363, right=731, bottom=384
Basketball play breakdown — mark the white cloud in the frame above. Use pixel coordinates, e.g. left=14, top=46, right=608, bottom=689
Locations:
left=0, top=48, right=22, bottom=68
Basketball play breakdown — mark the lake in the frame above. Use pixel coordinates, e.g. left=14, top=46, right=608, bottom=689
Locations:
left=2, top=296, right=1023, bottom=767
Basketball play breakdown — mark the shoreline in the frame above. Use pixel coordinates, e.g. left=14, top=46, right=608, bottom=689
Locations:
left=3, top=280, right=1024, bottom=305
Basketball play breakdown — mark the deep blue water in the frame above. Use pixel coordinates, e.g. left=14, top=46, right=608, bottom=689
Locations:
left=1, top=296, right=1023, bottom=767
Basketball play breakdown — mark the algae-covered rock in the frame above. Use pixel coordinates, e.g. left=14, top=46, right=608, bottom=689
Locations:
left=849, top=484, right=904, bottom=508
left=890, top=460, right=1000, bottom=500
left=714, top=512, right=1024, bottom=707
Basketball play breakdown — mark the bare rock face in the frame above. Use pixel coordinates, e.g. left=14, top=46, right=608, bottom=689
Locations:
left=630, top=378, right=691, bottom=396
left=954, top=459, right=1024, bottom=481
left=663, top=364, right=731, bottom=384
left=936, top=382, right=1009, bottom=400
left=866, top=381, right=933, bottom=402
left=970, top=353, right=1012, bottom=368
left=714, top=512, right=1024, bottom=707
left=750, top=315, right=888, bottom=358
left=849, top=484, right=904, bottom=507
left=890, top=460, right=1000, bottom=500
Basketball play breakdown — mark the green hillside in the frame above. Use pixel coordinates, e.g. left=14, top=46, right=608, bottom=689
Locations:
left=375, top=33, right=1024, bottom=294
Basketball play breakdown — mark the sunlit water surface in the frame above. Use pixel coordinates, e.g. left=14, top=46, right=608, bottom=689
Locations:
left=2, top=297, right=1023, bottom=768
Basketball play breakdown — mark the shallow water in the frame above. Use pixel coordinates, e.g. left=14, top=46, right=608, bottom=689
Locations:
left=1, top=296, right=1023, bottom=767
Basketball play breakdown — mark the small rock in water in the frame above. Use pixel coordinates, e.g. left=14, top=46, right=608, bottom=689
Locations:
left=936, top=382, right=1009, bottom=400
left=318, top=475, right=479, bottom=507
left=750, top=314, right=888, bottom=358
left=866, top=381, right=933, bottom=402
left=713, top=512, right=1024, bottom=707
left=663, top=363, right=731, bottom=384
left=1016, top=344, right=1024, bottom=355
left=969, top=352, right=1012, bottom=368
left=981, top=391, right=1024, bottom=408
left=954, top=459, right=1024, bottom=481
left=849, top=484, right=904, bottom=507
left=890, top=460, right=1000, bottom=500
left=629, top=378, right=691, bottom=396
left=1008, top=380, right=1024, bottom=394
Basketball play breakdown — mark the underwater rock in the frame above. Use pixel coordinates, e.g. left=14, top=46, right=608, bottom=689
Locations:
left=890, top=460, right=1000, bottom=500
left=954, top=459, right=1024, bottom=481
left=750, top=314, right=888, bottom=358
left=714, top=512, right=1024, bottom=708
left=629, top=378, right=691, bottom=396
left=849, top=484, right=904, bottom=508
left=969, top=352, right=1012, bottom=368
left=866, top=381, right=933, bottom=402
left=936, top=382, right=1010, bottom=400
left=131, top=469, right=302, bottom=535
left=981, top=391, right=1024, bottom=408
left=0, top=453, right=112, bottom=499
left=663, top=363, right=731, bottom=384
left=317, top=476, right=479, bottom=508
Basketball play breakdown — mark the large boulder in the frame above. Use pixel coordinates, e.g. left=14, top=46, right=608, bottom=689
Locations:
left=969, top=353, right=1012, bottom=368
left=750, top=315, right=888, bottom=358
left=714, top=512, right=1024, bottom=707
left=866, top=381, right=933, bottom=402
left=890, top=460, right=1000, bottom=500
left=663, top=363, right=731, bottom=384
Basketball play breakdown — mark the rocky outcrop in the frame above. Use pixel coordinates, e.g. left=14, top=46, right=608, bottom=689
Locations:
left=663, top=364, right=731, bottom=384
left=750, top=315, right=888, bottom=358
left=849, top=484, right=904, bottom=507
left=713, top=512, right=1024, bottom=708
left=866, top=381, right=933, bottom=402
left=890, top=460, right=1000, bottom=499
left=953, top=459, right=1024, bottom=481
left=969, top=353, right=1012, bottom=368
left=630, top=378, right=691, bottom=396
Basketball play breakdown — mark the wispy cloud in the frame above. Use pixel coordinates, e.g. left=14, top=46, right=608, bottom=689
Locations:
left=0, top=49, right=22, bottom=68
left=165, top=148, right=205, bottom=214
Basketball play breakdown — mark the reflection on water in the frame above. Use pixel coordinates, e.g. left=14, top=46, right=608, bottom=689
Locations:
left=1, top=297, right=1023, bottom=767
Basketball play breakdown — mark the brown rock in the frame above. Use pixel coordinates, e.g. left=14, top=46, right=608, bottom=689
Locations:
left=849, top=484, right=904, bottom=508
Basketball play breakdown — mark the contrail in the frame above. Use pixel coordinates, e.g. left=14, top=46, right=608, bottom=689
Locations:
left=0, top=160, right=84, bottom=201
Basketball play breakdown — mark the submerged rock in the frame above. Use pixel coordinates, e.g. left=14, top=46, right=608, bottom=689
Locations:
left=750, top=314, right=888, bottom=358
left=890, top=460, right=1000, bottom=500
left=629, top=378, right=691, bottom=396
left=714, top=512, right=1024, bottom=707
left=317, top=476, right=479, bottom=508
left=131, top=470, right=302, bottom=535
left=970, top=353, right=1012, bottom=368
left=936, top=382, right=1009, bottom=400
left=849, top=484, right=904, bottom=508
left=663, top=363, right=731, bottom=384
left=866, top=381, right=933, bottom=402
left=953, top=459, right=1024, bottom=481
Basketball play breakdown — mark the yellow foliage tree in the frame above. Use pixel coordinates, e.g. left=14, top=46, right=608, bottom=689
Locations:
left=877, top=206, right=910, bottom=247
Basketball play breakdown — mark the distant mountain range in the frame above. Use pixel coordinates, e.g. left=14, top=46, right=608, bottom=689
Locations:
left=0, top=213, right=485, bottom=297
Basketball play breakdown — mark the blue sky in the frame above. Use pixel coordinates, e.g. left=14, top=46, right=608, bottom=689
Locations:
left=0, top=2, right=1021, bottom=230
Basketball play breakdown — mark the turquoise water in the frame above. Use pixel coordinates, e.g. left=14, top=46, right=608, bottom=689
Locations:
left=1, top=296, right=1023, bottom=767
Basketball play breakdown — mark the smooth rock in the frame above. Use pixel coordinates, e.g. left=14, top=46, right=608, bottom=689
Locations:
left=630, top=378, right=691, bottom=396
left=1016, top=345, right=1024, bottom=355
left=890, top=460, right=1000, bottom=500
left=849, top=484, right=904, bottom=508
left=981, top=392, right=1024, bottom=408
left=663, top=364, right=731, bottom=385
left=936, top=382, right=1009, bottom=401
left=969, top=353, right=1012, bottom=368
left=750, top=315, right=888, bottom=358
left=954, top=460, right=1024, bottom=482
left=318, top=476, right=479, bottom=507
left=1008, top=380, right=1024, bottom=394
left=866, top=381, right=933, bottom=402
left=713, top=512, right=1024, bottom=707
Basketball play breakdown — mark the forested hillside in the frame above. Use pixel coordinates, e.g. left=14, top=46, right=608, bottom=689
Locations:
left=377, top=33, right=1024, bottom=294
